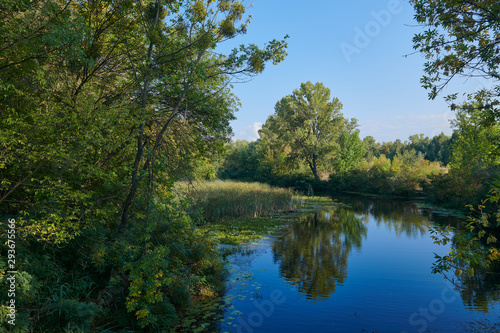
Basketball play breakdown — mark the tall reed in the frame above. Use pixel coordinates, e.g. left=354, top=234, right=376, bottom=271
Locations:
left=177, top=181, right=296, bottom=221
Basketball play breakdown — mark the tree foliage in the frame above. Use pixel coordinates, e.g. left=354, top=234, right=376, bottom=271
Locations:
left=411, top=0, right=500, bottom=297
left=0, top=0, right=288, bottom=330
left=260, top=81, right=355, bottom=180
left=411, top=0, right=500, bottom=104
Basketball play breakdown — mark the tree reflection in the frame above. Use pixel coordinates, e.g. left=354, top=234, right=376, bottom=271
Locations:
left=272, top=207, right=367, bottom=301
left=345, top=195, right=500, bottom=312
left=346, top=198, right=432, bottom=237
left=439, top=227, right=500, bottom=312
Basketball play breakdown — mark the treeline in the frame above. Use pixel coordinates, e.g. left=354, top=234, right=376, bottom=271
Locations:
left=214, top=82, right=450, bottom=198
left=362, top=132, right=452, bottom=165
left=216, top=83, right=500, bottom=209
left=0, top=1, right=287, bottom=331
left=218, top=132, right=452, bottom=197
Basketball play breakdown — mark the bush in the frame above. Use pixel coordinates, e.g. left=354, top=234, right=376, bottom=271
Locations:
left=329, top=152, right=447, bottom=197
left=0, top=191, right=226, bottom=332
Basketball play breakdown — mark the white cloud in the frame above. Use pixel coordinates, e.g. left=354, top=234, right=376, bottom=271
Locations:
left=237, top=122, right=263, bottom=141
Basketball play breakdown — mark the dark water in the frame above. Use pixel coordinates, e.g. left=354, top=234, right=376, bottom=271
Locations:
left=219, top=197, right=500, bottom=333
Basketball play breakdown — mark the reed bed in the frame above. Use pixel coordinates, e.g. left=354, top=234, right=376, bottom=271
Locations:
left=177, top=181, right=297, bottom=221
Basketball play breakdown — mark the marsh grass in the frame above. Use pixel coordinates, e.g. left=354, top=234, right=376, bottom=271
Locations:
left=177, top=180, right=297, bottom=221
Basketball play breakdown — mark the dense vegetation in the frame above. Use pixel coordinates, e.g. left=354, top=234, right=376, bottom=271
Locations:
left=0, top=0, right=288, bottom=331
left=2, top=0, right=500, bottom=331
left=218, top=112, right=453, bottom=198
left=409, top=0, right=500, bottom=294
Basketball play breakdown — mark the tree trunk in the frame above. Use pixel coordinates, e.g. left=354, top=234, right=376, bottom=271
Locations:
left=309, top=154, right=320, bottom=181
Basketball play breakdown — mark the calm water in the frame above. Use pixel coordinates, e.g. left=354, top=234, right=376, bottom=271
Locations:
left=219, top=197, right=500, bottom=333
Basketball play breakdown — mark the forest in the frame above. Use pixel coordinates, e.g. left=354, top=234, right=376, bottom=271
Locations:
left=1, top=0, right=500, bottom=332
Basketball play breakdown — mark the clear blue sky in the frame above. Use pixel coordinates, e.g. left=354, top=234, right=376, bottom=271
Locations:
left=220, top=0, right=485, bottom=143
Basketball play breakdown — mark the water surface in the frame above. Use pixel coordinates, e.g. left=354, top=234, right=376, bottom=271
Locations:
left=219, top=197, right=500, bottom=333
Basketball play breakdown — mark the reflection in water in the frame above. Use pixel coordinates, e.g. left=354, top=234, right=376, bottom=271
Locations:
left=273, top=196, right=500, bottom=309
left=343, top=196, right=500, bottom=310
left=347, top=198, right=432, bottom=238
left=459, top=269, right=500, bottom=312
left=272, top=207, right=367, bottom=301
left=447, top=231, right=500, bottom=312
left=221, top=196, right=500, bottom=333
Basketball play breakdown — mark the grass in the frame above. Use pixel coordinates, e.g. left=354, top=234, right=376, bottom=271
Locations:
left=175, top=180, right=346, bottom=249
left=176, top=180, right=298, bottom=222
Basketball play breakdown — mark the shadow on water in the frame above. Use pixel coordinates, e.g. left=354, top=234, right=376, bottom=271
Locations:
left=272, top=207, right=367, bottom=301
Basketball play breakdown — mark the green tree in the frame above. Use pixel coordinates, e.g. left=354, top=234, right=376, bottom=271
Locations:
left=261, top=81, right=355, bottom=180
left=380, top=139, right=405, bottom=160
left=0, top=0, right=288, bottom=330
left=411, top=0, right=500, bottom=298
left=427, top=132, right=452, bottom=165
left=1, top=0, right=135, bottom=242
left=335, top=129, right=365, bottom=175
left=411, top=0, right=500, bottom=106
left=218, top=140, right=261, bottom=180
left=362, top=135, right=381, bottom=161
left=116, top=0, right=288, bottom=234
left=409, top=134, right=431, bottom=157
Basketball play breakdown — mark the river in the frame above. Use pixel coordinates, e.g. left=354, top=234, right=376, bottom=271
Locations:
left=218, top=196, right=500, bottom=333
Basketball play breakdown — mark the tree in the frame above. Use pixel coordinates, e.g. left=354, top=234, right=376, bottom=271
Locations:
left=335, top=129, right=365, bottom=175
left=411, top=0, right=500, bottom=296
left=409, top=134, right=431, bottom=157
left=260, top=81, right=355, bottom=180
left=218, top=140, right=261, bottom=180
left=411, top=0, right=500, bottom=112
left=380, top=139, right=405, bottom=160
left=1, top=0, right=136, bottom=242
left=362, top=136, right=381, bottom=161
left=0, top=0, right=288, bottom=329
left=116, top=0, right=289, bottom=234
left=427, top=132, right=452, bottom=165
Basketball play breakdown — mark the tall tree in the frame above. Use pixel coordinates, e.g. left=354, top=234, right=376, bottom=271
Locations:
left=261, top=81, right=354, bottom=180
left=427, top=132, right=452, bottom=165
left=362, top=135, right=381, bottom=161
left=117, top=0, right=288, bottom=233
left=0, top=0, right=137, bottom=242
left=411, top=0, right=500, bottom=297
left=0, top=0, right=288, bottom=329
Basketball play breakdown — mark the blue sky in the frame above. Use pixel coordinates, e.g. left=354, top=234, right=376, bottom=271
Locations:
left=220, top=0, right=486, bottom=143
